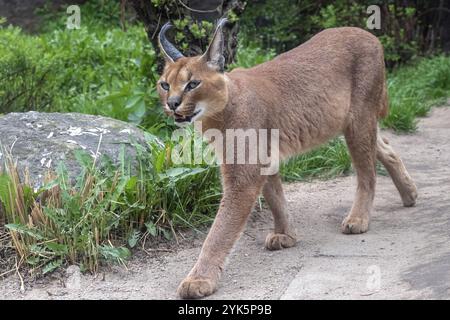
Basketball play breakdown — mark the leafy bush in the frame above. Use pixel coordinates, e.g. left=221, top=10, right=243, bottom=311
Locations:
left=0, top=27, right=53, bottom=113
left=0, top=23, right=166, bottom=129
left=240, top=0, right=447, bottom=67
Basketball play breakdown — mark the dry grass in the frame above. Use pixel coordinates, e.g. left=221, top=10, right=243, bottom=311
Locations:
left=0, top=226, right=15, bottom=278
left=0, top=135, right=220, bottom=276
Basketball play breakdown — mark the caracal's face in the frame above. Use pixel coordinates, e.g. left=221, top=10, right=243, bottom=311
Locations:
left=157, top=19, right=229, bottom=126
left=157, top=56, right=228, bottom=126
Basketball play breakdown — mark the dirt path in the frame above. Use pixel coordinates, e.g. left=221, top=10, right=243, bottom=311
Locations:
left=1, top=106, right=450, bottom=300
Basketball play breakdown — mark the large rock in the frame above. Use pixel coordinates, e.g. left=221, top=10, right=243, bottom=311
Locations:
left=0, top=112, right=147, bottom=189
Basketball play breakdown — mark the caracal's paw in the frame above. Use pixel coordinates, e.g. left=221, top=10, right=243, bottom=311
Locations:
left=401, top=187, right=418, bottom=207
left=264, top=232, right=297, bottom=251
left=177, top=276, right=217, bottom=299
left=341, top=215, right=369, bottom=234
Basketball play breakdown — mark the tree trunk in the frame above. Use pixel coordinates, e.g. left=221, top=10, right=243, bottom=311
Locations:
left=128, top=0, right=246, bottom=72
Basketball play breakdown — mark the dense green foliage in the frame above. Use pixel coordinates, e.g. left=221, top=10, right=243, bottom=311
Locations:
left=0, top=0, right=449, bottom=273
left=241, top=0, right=449, bottom=67
left=382, top=55, right=450, bottom=131
left=0, top=23, right=164, bottom=127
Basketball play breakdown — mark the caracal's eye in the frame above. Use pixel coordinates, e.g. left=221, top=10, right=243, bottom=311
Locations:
left=160, top=81, right=170, bottom=91
left=185, top=80, right=201, bottom=92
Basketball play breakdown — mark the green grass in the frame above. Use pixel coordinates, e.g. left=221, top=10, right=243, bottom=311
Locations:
left=280, top=138, right=352, bottom=182
left=382, top=55, right=450, bottom=132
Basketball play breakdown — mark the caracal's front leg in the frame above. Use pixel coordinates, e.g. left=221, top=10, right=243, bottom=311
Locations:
left=177, top=166, right=266, bottom=299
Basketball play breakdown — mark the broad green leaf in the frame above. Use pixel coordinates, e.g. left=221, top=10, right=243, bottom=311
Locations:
left=159, top=167, right=207, bottom=182
left=45, top=242, right=69, bottom=255
left=26, top=256, right=41, bottom=266
left=0, top=174, right=13, bottom=214
left=125, top=95, right=141, bottom=109
left=127, top=230, right=141, bottom=248
left=145, top=222, right=157, bottom=237
left=5, top=223, right=44, bottom=240
left=43, top=259, right=63, bottom=274
left=99, top=245, right=131, bottom=261
left=74, top=149, right=93, bottom=169
left=125, top=176, right=138, bottom=192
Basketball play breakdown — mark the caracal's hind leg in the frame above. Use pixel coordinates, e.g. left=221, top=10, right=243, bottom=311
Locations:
left=262, top=174, right=297, bottom=250
left=376, top=134, right=418, bottom=207
left=342, top=116, right=378, bottom=234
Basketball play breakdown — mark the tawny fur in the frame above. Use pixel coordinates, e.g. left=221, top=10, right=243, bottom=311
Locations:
left=157, top=25, right=418, bottom=299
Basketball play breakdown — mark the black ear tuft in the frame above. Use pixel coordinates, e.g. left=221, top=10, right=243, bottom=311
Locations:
left=202, top=18, right=228, bottom=72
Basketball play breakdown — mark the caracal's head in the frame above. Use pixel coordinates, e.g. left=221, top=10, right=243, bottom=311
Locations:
left=157, top=19, right=229, bottom=126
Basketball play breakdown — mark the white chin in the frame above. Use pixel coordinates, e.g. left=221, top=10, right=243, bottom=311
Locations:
left=191, top=107, right=205, bottom=122
left=174, top=121, right=190, bottom=128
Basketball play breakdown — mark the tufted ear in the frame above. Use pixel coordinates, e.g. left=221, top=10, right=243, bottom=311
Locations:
left=158, top=22, right=185, bottom=62
left=201, top=18, right=228, bottom=72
